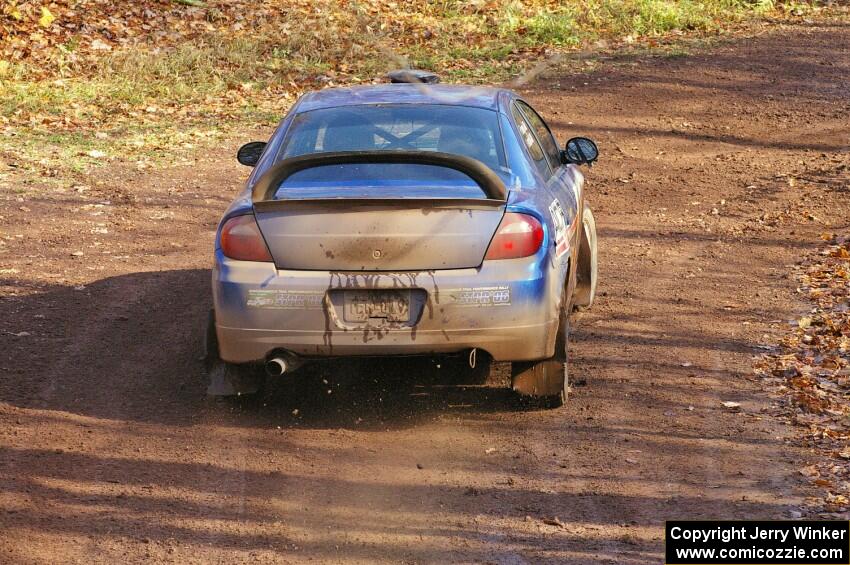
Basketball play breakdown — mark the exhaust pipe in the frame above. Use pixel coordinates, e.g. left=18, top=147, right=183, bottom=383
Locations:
left=265, top=357, right=288, bottom=377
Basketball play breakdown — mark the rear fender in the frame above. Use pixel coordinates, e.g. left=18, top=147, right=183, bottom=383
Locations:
left=504, top=203, right=570, bottom=360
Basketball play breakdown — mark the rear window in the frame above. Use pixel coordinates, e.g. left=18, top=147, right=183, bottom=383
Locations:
left=278, top=104, right=506, bottom=175
left=275, top=163, right=484, bottom=200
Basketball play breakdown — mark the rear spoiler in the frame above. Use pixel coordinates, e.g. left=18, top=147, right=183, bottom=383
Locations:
left=250, top=150, right=508, bottom=203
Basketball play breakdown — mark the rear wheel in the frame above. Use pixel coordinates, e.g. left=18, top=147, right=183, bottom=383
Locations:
left=510, top=293, right=569, bottom=408
left=207, top=361, right=264, bottom=397
left=204, top=309, right=264, bottom=397
left=574, top=206, right=598, bottom=309
left=438, top=350, right=493, bottom=385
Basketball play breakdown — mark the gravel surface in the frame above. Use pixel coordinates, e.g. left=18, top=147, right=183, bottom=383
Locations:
left=1, top=21, right=848, bottom=564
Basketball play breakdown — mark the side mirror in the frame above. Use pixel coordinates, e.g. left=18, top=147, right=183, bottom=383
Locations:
left=562, top=137, right=598, bottom=166
left=237, top=141, right=267, bottom=167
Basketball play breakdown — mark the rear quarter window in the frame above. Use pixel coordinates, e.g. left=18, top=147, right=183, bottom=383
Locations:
left=511, top=104, right=550, bottom=178
left=517, top=101, right=562, bottom=171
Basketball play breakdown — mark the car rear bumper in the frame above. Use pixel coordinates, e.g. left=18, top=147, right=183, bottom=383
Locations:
left=212, top=251, right=559, bottom=363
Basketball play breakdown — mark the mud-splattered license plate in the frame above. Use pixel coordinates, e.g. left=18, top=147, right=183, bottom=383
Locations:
left=343, top=290, right=410, bottom=323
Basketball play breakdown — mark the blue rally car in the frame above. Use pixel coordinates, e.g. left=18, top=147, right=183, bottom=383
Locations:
left=207, top=71, right=599, bottom=407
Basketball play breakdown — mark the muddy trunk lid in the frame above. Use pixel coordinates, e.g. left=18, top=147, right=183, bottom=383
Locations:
left=250, top=152, right=509, bottom=272
left=254, top=199, right=504, bottom=271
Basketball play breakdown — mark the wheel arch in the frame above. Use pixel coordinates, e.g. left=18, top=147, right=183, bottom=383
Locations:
left=574, top=205, right=597, bottom=308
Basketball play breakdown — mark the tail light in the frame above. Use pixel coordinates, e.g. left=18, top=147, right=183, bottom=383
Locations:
left=220, top=214, right=273, bottom=262
left=485, top=212, right=544, bottom=260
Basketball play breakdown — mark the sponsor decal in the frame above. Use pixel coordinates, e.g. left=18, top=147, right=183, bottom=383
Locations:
left=549, top=199, right=570, bottom=258
left=247, top=289, right=324, bottom=309
left=450, top=285, right=511, bottom=307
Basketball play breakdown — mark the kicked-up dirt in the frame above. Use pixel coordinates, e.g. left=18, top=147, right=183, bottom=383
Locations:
left=1, top=20, right=849, bottom=564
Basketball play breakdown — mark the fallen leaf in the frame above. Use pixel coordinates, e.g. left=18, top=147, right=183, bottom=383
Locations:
left=799, top=465, right=819, bottom=478
left=90, top=39, right=112, bottom=51
left=39, top=7, right=56, bottom=28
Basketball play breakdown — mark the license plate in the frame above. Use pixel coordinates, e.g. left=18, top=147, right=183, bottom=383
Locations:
left=343, top=290, right=410, bottom=323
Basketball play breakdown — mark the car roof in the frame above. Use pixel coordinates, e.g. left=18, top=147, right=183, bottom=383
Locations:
left=296, top=84, right=508, bottom=113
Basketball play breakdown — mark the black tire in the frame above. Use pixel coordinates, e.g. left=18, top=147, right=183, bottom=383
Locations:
left=510, top=293, right=569, bottom=408
left=203, top=309, right=218, bottom=369
left=574, top=206, right=598, bottom=309
left=204, top=309, right=264, bottom=397
left=463, top=350, right=493, bottom=385
left=438, top=350, right=493, bottom=385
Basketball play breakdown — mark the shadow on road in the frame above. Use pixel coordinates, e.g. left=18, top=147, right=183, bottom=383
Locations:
left=0, top=264, right=769, bottom=432
left=0, top=269, right=552, bottom=432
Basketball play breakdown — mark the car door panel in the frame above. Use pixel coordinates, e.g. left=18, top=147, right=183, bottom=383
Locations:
left=513, top=100, right=582, bottom=279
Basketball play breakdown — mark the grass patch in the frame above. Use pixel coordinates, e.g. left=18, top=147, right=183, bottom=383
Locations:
left=0, top=0, right=834, bottom=176
left=499, top=3, right=581, bottom=46
left=2, top=1, right=820, bottom=114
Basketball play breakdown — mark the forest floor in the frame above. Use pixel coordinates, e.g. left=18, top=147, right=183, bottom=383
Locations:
left=1, top=17, right=849, bottom=565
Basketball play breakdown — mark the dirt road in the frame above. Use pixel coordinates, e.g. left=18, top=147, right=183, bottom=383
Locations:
left=1, top=21, right=849, bottom=564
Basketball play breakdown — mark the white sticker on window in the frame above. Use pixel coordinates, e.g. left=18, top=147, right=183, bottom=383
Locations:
left=517, top=121, right=535, bottom=150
